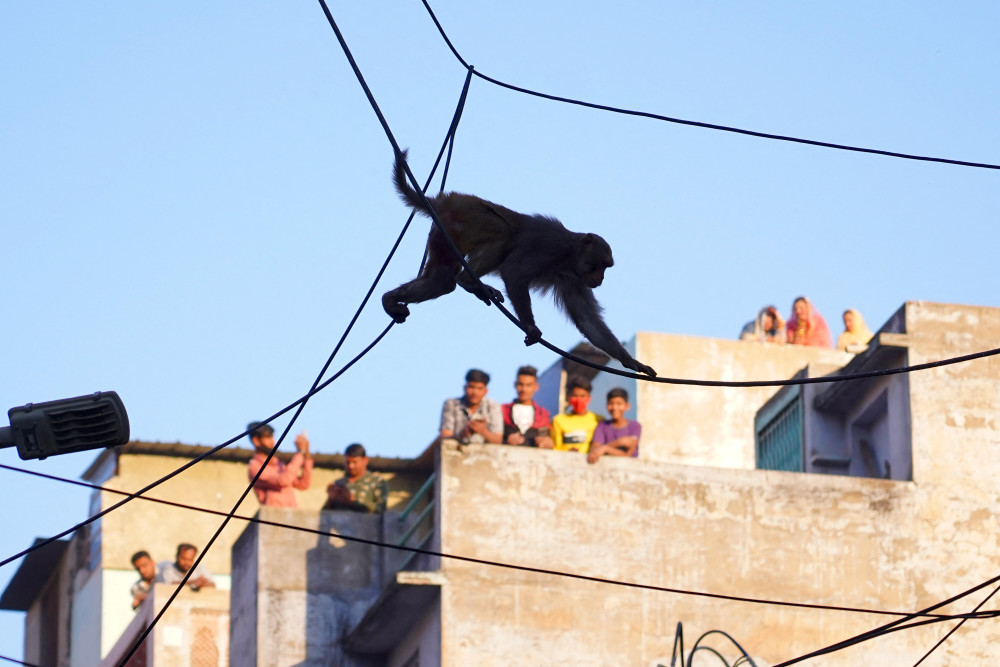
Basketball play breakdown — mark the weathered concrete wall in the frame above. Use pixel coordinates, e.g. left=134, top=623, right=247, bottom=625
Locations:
left=230, top=508, right=390, bottom=666
left=894, top=301, right=1000, bottom=665
left=436, top=433, right=1000, bottom=666
left=99, top=452, right=425, bottom=574
left=634, top=332, right=851, bottom=469
left=102, top=584, right=229, bottom=666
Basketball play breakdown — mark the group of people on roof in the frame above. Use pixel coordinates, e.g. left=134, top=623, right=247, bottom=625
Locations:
left=440, top=366, right=641, bottom=463
left=740, top=296, right=873, bottom=353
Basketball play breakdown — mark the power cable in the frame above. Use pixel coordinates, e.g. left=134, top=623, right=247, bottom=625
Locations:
left=537, top=339, right=1000, bottom=387
left=314, top=0, right=1000, bottom=389
left=0, top=656, right=38, bottom=667
left=117, top=68, right=481, bottom=662
left=3, top=462, right=998, bottom=626
left=0, top=324, right=388, bottom=572
left=773, top=570, right=1000, bottom=666
left=0, top=61, right=476, bottom=575
left=911, top=581, right=1000, bottom=666
left=419, top=0, right=1000, bottom=171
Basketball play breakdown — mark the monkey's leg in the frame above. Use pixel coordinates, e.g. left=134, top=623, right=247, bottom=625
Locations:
left=455, top=270, right=504, bottom=306
left=500, top=271, right=542, bottom=346
left=381, top=265, right=458, bottom=323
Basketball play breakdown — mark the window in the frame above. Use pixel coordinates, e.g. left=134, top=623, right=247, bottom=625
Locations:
left=755, top=386, right=803, bottom=472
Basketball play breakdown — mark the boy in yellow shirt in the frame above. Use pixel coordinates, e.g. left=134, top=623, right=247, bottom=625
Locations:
left=551, top=377, right=601, bottom=453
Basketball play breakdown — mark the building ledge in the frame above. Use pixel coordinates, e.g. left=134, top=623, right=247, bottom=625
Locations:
left=813, top=332, right=910, bottom=414
left=343, top=570, right=444, bottom=654
left=0, top=538, right=68, bottom=611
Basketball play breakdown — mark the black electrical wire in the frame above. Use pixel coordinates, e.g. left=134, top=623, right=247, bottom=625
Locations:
left=315, top=0, right=1000, bottom=390
left=911, top=582, right=1000, bottom=666
left=0, top=324, right=388, bottom=572
left=419, top=0, right=1000, bottom=172
left=117, top=67, right=482, bottom=661
left=4, top=462, right=999, bottom=627
left=540, top=339, right=1000, bottom=387
left=0, top=63, right=477, bottom=577
left=0, top=656, right=38, bottom=667
left=772, top=570, right=1000, bottom=666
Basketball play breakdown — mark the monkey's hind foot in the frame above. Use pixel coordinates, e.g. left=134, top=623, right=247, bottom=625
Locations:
left=522, top=325, right=542, bottom=347
left=382, top=294, right=410, bottom=323
left=474, top=284, right=504, bottom=306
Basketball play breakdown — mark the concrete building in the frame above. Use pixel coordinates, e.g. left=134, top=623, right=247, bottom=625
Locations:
left=5, top=301, right=1000, bottom=665
left=1, top=443, right=430, bottom=666
left=229, top=301, right=1000, bottom=665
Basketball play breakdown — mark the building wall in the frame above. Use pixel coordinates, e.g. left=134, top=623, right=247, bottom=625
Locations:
left=230, top=508, right=389, bottom=666
left=99, top=452, right=422, bottom=575
left=633, top=332, right=851, bottom=469
left=70, top=568, right=102, bottom=667
left=434, top=432, right=997, bottom=665
left=103, top=584, right=230, bottom=667
left=92, top=448, right=425, bottom=658
left=214, top=301, right=1000, bottom=665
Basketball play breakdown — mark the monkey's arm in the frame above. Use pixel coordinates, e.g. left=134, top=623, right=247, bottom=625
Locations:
left=563, top=288, right=657, bottom=377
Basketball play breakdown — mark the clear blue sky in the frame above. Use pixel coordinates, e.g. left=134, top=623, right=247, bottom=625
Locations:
left=2, top=1, right=998, bottom=659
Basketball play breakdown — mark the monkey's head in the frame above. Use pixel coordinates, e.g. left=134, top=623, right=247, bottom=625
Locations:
left=576, top=233, right=614, bottom=289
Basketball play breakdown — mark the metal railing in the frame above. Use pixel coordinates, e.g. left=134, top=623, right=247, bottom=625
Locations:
left=394, top=472, right=436, bottom=573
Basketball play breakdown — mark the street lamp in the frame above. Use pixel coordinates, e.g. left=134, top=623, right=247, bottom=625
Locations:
left=0, top=391, right=129, bottom=460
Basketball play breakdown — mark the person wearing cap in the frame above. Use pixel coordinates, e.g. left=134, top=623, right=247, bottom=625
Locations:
left=323, top=443, right=388, bottom=513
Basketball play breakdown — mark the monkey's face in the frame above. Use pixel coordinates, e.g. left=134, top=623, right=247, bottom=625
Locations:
left=577, top=233, right=614, bottom=288
left=583, top=264, right=607, bottom=288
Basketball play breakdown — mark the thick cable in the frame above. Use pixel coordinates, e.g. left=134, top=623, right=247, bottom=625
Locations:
left=0, top=64, right=476, bottom=574
left=0, top=323, right=390, bottom=571
left=419, top=0, right=1000, bottom=171
left=773, top=570, right=1000, bottom=666
left=317, top=0, right=1000, bottom=390
left=4, top=462, right=999, bottom=626
left=119, top=321, right=391, bottom=662
left=0, top=656, right=38, bottom=667
left=118, top=69, right=481, bottom=660
left=911, top=582, right=1000, bottom=666
left=542, top=340, right=1000, bottom=387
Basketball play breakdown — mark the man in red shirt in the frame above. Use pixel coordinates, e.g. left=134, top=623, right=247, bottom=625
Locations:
left=501, top=365, right=554, bottom=448
left=247, top=421, right=313, bottom=507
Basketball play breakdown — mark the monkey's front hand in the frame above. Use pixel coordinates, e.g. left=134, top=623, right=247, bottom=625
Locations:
left=625, top=358, right=657, bottom=377
left=523, top=325, right=542, bottom=347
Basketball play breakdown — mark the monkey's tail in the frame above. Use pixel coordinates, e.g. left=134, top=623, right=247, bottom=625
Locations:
left=393, top=149, right=434, bottom=215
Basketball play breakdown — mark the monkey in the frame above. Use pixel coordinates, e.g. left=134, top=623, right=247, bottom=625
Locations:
left=382, top=150, right=657, bottom=377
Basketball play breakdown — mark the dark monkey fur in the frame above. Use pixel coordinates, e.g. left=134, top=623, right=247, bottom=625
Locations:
left=382, top=150, right=657, bottom=377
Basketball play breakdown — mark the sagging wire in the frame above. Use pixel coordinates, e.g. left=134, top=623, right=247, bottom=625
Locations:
left=419, top=0, right=1000, bottom=171
left=773, top=570, right=1000, bottom=666
left=118, top=74, right=480, bottom=665
left=317, top=0, right=1000, bottom=390
left=0, top=55, right=477, bottom=574
left=910, top=581, right=1000, bottom=666
left=4, top=462, right=1000, bottom=626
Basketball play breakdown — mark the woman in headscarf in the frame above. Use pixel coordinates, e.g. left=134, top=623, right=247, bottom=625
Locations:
left=836, top=308, right=874, bottom=352
left=739, top=305, right=786, bottom=343
left=786, top=296, right=832, bottom=347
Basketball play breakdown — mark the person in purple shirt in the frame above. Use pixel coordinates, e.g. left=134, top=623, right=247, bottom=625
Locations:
left=587, top=387, right=642, bottom=463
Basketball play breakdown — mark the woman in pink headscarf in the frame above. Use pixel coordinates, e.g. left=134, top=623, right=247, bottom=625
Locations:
left=786, top=296, right=832, bottom=347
